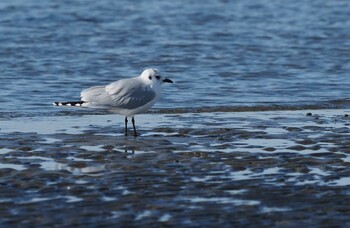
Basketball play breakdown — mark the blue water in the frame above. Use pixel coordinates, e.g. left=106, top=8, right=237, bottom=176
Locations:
left=1, top=0, right=349, bottom=117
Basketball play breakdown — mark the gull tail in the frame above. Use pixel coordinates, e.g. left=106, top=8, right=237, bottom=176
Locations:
left=53, top=101, right=86, bottom=107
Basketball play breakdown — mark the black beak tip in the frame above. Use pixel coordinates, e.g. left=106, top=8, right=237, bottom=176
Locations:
left=163, top=78, right=173, bottom=83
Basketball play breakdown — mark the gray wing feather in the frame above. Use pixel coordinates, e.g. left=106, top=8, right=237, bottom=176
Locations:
left=80, top=86, right=107, bottom=103
left=81, top=78, right=156, bottom=109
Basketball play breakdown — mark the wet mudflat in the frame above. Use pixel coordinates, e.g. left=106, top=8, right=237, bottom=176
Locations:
left=1, top=109, right=350, bottom=227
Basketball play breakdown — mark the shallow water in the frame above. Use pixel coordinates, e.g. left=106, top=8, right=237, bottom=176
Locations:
left=0, top=0, right=350, bottom=117
left=1, top=0, right=350, bottom=226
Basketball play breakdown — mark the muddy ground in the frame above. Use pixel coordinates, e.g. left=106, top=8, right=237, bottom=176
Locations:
left=0, top=109, right=350, bottom=227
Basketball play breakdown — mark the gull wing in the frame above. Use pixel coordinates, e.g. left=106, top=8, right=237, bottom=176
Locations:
left=81, top=78, right=156, bottom=109
left=106, top=78, right=156, bottom=109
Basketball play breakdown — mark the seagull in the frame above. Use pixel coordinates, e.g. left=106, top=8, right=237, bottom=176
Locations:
left=53, top=68, right=173, bottom=136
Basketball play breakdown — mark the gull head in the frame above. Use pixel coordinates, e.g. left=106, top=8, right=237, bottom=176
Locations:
left=140, top=68, right=173, bottom=85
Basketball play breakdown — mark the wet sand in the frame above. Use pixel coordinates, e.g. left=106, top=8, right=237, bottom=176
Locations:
left=1, top=109, right=350, bottom=226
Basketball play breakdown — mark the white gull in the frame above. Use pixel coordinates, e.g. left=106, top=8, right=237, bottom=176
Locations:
left=53, top=68, right=173, bottom=136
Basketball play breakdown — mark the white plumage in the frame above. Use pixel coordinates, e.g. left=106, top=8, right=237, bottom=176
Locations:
left=54, top=68, right=173, bottom=136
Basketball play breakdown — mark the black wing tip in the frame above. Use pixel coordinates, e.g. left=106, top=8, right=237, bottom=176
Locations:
left=53, top=101, right=85, bottom=106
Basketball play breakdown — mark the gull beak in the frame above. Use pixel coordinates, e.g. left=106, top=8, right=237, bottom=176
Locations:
left=163, top=78, right=173, bottom=83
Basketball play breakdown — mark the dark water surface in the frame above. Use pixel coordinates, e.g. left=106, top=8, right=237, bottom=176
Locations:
left=0, top=0, right=349, bottom=117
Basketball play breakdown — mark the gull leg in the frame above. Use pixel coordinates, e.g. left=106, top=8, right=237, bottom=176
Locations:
left=132, top=117, right=137, bottom=137
left=124, top=117, right=128, bottom=136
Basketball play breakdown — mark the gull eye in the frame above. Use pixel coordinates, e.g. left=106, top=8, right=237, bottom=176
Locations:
left=156, top=76, right=160, bottom=80
left=148, top=76, right=152, bottom=80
